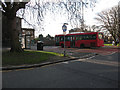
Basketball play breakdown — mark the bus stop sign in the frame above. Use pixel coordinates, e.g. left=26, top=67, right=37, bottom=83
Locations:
left=62, top=24, right=67, bottom=32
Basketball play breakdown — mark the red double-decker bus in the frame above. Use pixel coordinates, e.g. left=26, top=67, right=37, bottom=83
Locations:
left=55, top=32, right=104, bottom=48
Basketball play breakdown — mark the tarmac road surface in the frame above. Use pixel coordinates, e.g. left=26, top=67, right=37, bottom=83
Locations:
left=2, top=52, right=119, bottom=88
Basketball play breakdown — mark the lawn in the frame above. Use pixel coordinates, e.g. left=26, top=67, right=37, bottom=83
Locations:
left=104, top=44, right=120, bottom=46
left=2, top=50, right=63, bottom=66
left=104, top=44, right=113, bottom=46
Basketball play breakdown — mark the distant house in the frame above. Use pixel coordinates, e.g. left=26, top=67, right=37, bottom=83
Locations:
left=16, top=18, right=35, bottom=49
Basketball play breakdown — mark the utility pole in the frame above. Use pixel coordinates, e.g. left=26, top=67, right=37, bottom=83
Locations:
left=81, top=1, right=84, bottom=31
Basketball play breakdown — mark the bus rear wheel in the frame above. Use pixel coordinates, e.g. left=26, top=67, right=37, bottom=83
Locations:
left=80, top=44, right=84, bottom=48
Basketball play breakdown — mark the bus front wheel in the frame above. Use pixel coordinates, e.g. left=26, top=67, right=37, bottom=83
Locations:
left=61, top=44, right=64, bottom=48
left=80, top=44, right=84, bottom=48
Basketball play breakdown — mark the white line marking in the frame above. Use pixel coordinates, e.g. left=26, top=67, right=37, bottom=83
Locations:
left=62, top=62, right=69, bottom=64
left=102, top=52, right=117, bottom=56
left=86, top=55, right=96, bottom=59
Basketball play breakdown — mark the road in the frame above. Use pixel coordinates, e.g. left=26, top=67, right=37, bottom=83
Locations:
left=33, top=46, right=120, bottom=57
left=2, top=52, right=119, bottom=88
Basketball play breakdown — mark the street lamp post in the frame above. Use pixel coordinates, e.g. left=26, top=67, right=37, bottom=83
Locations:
left=81, top=0, right=88, bottom=31
left=81, top=1, right=84, bottom=30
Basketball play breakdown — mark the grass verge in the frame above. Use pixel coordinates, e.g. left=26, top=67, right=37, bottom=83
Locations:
left=104, top=44, right=113, bottom=46
left=104, top=44, right=120, bottom=46
left=2, top=50, right=64, bottom=66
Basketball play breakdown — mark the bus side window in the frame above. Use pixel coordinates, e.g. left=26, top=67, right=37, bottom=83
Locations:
left=76, top=36, right=79, bottom=40
left=86, top=35, right=89, bottom=40
left=76, top=36, right=78, bottom=40
left=79, top=36, right=82, bottom=40
left=65, top=36, right=70, bottom=41
left=82, top=35, right=85, bottom=40
left=69, top=36, right=71, bottom=41
left=60, top=37, right=64, bottom=41
left=55, top=37, right=57, bottom=41
left=58, top=37, right=59, bottom=41
left=81, top=35, right=83, bottom=40
left=55, top=37, right=58, bottom=42
left=70, top=37, right=72, bottom=41
left=73, top=36, right=75, bottom=40
left=67, top=37, right=69, bottom=41
left=89, top=35, right=92, bottom=39
left=84, top=35, right=87, bottom=40
left=65, top=37, right=67, bottom=41
left=92, top=34, right=96, bottom=39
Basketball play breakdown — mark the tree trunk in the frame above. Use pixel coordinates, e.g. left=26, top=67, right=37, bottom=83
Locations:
left=8, top=17, right=23, bottom=52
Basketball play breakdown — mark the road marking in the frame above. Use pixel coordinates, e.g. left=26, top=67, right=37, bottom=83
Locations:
left=62, top=62, right=69, bottom=64
left=86, top=55, right=96, bottom=59
left=77, top=59, right=119, bottom=67
left=101, top=51, right=117, bottom=56
left=108, top=52, right=117, bottom=55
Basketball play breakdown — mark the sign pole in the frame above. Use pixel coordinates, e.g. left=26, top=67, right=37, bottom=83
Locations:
left=62, top=23, right=68, bottom=57
left=64, top=34, right=65, bottom=57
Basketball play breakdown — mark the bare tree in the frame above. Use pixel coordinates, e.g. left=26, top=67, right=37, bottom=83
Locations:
left=95, top=6, right=119, bottom=45
left=0, top=0, right=30, bottom=52
left=58, top=0, right=97, bottom=29
left=1, top=0, right=97, bottom=52
left=17, top=0, right=97, bottom=32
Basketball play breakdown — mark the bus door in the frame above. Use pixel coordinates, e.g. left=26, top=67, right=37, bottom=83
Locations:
left=97, top=33, right=104, bottom=46
left=70, top=36, right=75, bottom=47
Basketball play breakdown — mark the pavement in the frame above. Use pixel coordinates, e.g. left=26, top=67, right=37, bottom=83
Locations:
left=1, top=45, right=120, bottom=71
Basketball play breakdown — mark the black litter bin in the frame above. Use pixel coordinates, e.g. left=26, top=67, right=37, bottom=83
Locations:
left=37, top=41, right=44, bottom=50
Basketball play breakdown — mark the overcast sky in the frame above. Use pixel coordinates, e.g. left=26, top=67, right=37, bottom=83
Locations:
left=85, top=0, right=120, bottom=25
left=22, top=0, right=120, bottom=37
